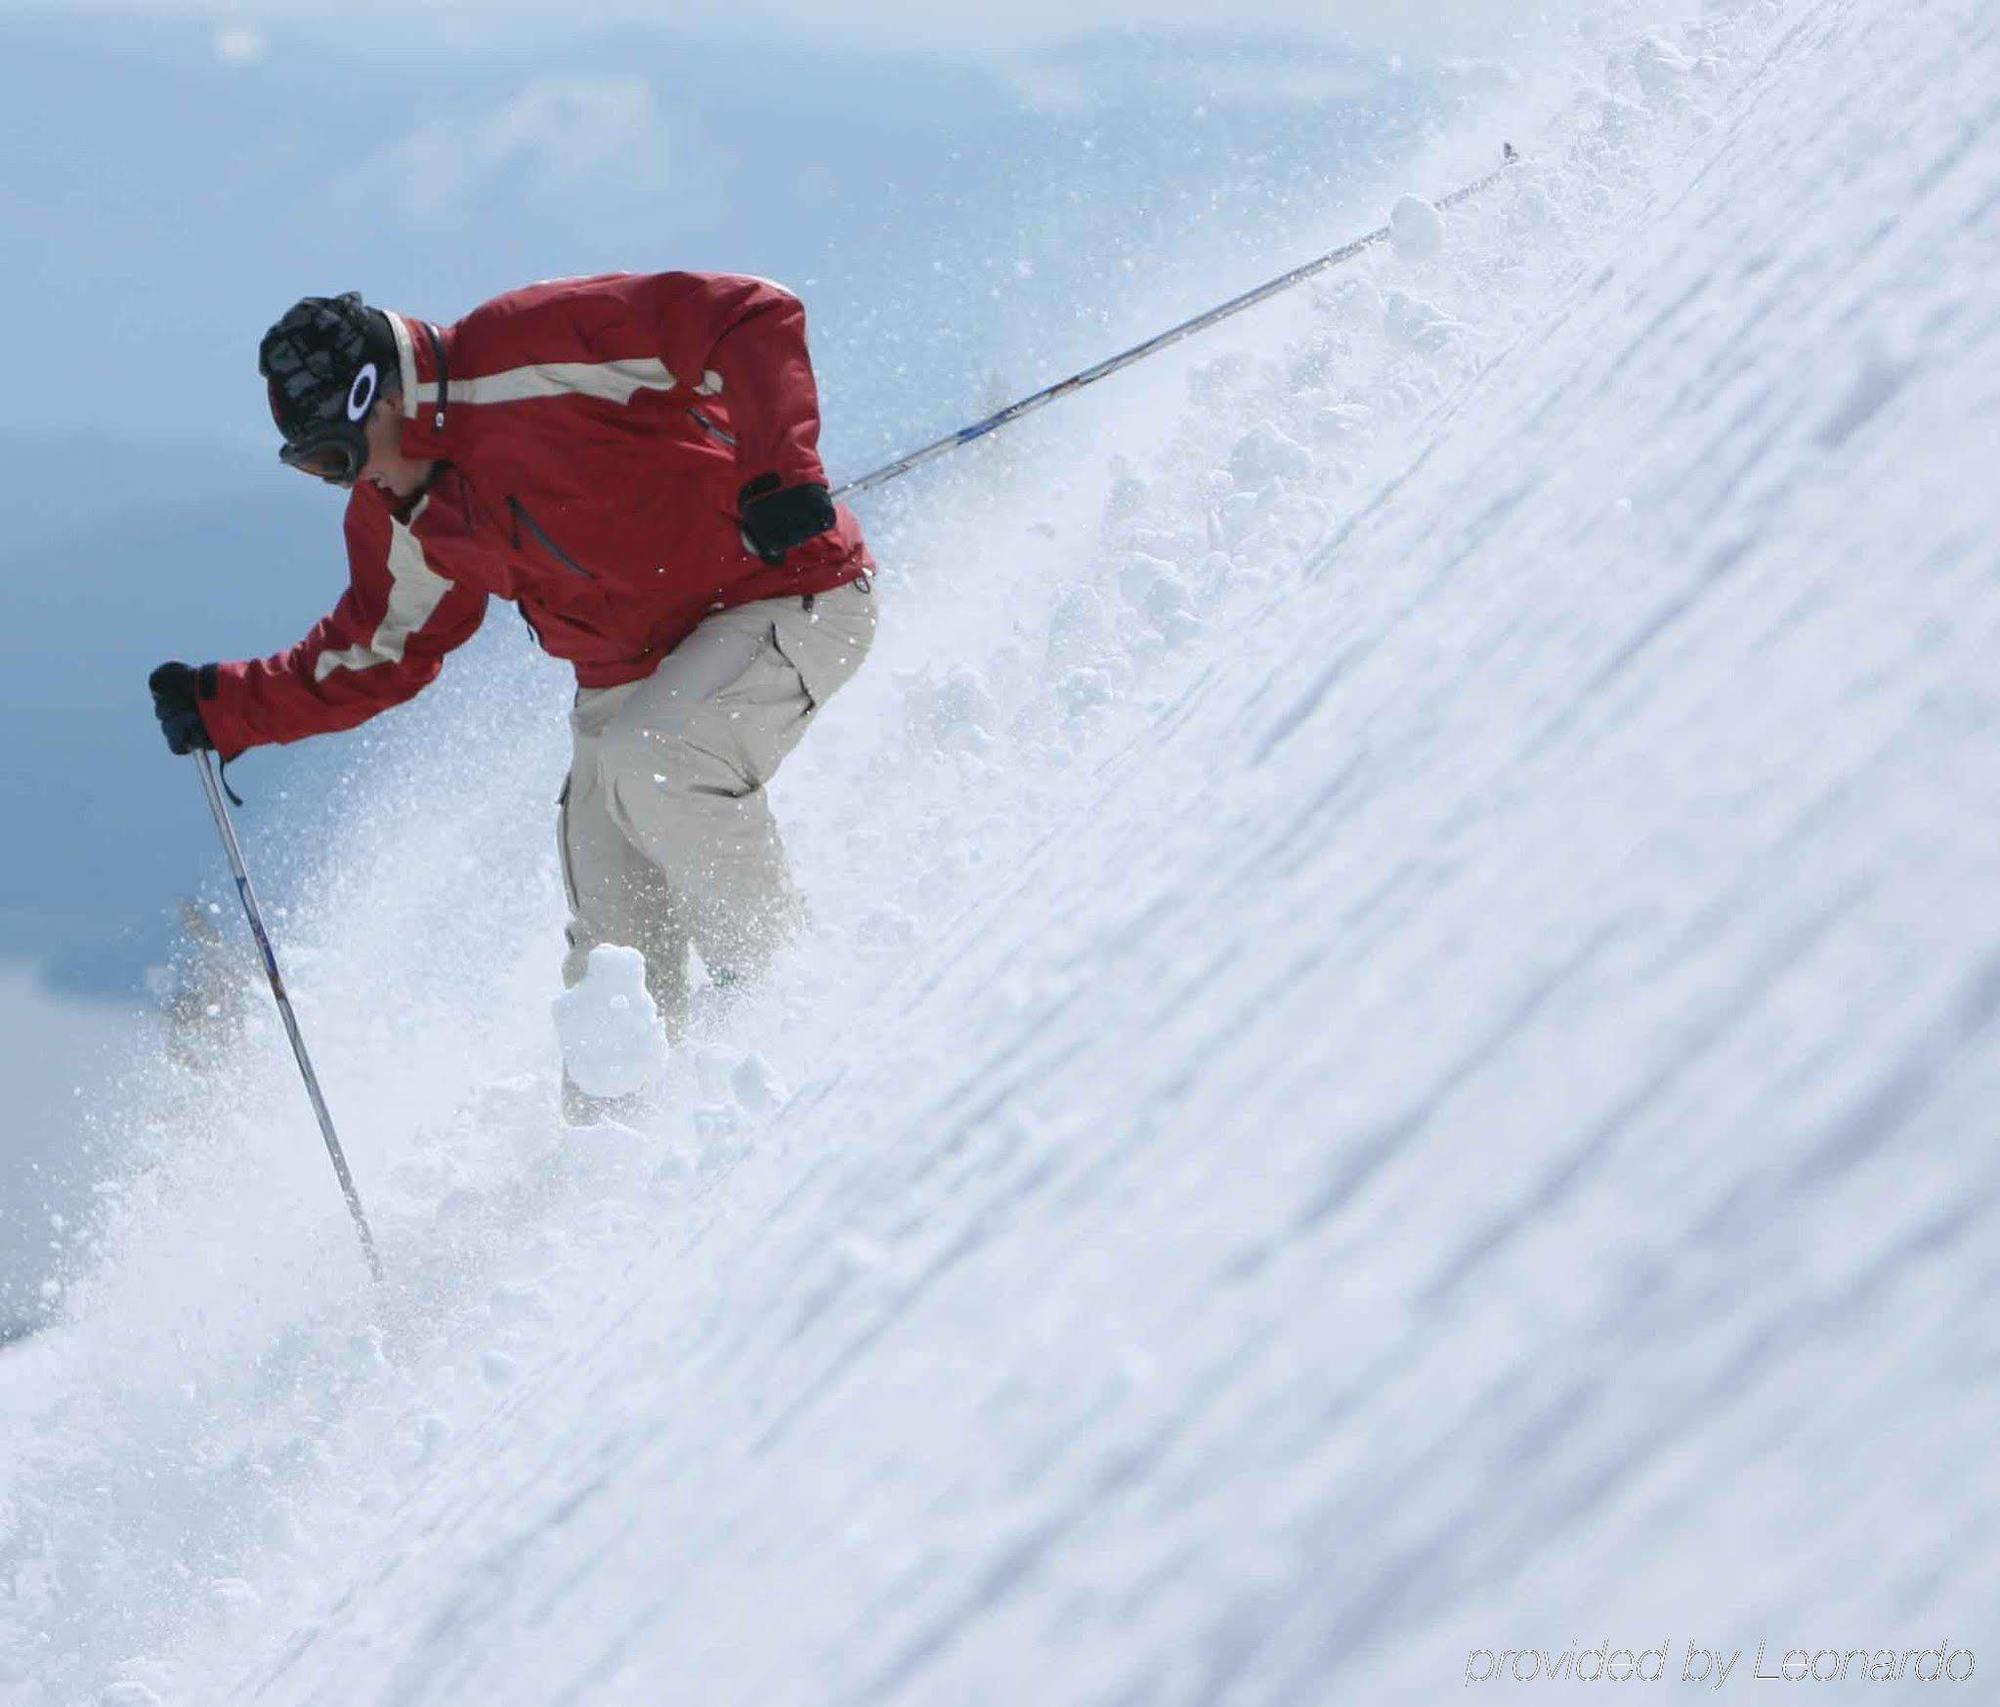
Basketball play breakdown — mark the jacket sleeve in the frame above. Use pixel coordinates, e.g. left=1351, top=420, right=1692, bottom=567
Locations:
left=202, top=489, right=487, bottom=761
left=643, top=273, right=829, bottom=489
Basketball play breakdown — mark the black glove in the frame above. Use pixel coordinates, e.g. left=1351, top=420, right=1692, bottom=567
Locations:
left=149, top=661, right=217, bottom=755
left=739, top=475, right=836, bottom=566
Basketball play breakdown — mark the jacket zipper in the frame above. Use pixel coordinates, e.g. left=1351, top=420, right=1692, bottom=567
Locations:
left=509, top=496, right=597, bottom=581
left=689, top=405, right=736, bottom=449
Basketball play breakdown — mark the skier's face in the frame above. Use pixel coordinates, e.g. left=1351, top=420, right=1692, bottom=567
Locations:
left=357, top=395, right=435, bottom=501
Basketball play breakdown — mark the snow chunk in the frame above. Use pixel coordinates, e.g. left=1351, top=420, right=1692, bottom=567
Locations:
left=1056, top=664, right=1117, bottom=720
left=904, top=664, right=999, bottom=757
left=1119, top=553, right=1202, bottom=644
left=1187, top=351, right=1256, bottom=404
left=553, top=944, right=667, bottom=1099
left=1596, top=91, right=1648, bottom=143
left=1229, top=422, right=1313, bottom=490
left=1389, top=193, right=1445, bottom=261
left=730, top=1053, right=786, bottom=1117
left=1105, top=471, right=1148, bottom=517
left=1321, top=275, right=1384, bottom=326
left=689, top=1045, right=788, bottom=1139
left=1047, top=584, right=1110, bottom=665
left=1384, top=291, right=1464, bottom=353
left=1634, top=37, right=1694, bottom=103
left=1217, top=491, right=1261, bottom=545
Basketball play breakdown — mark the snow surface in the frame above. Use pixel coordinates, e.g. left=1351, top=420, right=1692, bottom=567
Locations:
left=6, top=0, right=2000, bottom=1701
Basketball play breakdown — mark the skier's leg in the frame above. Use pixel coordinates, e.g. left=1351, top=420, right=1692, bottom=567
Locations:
left=559, top=698, right=695, bottom=1036
left=594, top=581, right=876, bottom=987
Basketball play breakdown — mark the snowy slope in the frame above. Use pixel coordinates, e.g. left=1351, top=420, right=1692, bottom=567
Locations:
left=6, top=0, right=2000, bottom=1700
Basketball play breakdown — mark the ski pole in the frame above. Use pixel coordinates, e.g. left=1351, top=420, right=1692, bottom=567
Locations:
left=193, top=749, right=383, bottom=1282
left=833, top=144, right=1518, bottom=503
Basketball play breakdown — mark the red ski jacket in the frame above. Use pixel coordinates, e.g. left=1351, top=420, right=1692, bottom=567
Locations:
left=203, top=272, right=872, bottom=760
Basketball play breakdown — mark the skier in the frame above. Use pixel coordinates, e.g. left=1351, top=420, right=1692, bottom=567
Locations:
left=148, top=276, right=876, bottom=1114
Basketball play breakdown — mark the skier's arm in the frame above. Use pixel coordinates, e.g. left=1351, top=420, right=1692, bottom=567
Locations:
left=645, top=272, right=829, bottom=490
left=200, top=491, right=486, bottom=761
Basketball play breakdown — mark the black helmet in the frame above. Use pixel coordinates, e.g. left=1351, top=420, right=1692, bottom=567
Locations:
left=258, top=291, right=398, bottom=484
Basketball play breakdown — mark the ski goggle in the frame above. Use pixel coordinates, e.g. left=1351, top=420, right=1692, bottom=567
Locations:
left=271, top=359, right=380, bottom=487
left=278, top=429, right=367, bottom=485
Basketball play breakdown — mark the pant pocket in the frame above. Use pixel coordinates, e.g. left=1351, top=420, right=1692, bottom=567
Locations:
left=555, top=774, right=581, bottom=911
left=771, top=584, right=876, bottom=711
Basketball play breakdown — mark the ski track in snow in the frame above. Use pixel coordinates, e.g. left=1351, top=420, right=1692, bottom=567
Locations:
left=6, top=0, right=2000, bottom=1700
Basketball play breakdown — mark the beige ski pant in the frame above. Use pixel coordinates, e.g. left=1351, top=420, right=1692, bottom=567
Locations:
left=558, top=578, right=875, bottom=1036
